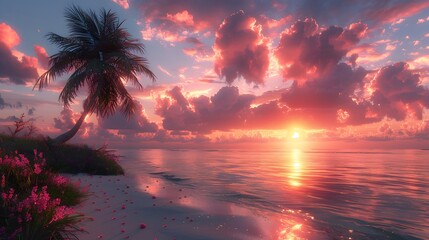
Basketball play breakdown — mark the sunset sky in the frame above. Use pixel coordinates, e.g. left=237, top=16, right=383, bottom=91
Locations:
left=1, top=0, right=429, bottom=148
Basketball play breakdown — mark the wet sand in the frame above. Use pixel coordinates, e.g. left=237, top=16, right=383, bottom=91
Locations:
left=70, top=172, right=279, bottom=240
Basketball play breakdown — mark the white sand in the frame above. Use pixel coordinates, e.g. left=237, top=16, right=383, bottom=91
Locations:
left=70, top=171, right=281, bottom=240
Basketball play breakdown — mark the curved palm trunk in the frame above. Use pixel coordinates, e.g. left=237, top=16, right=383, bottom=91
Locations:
left=53, top=109, right=90, bottom=144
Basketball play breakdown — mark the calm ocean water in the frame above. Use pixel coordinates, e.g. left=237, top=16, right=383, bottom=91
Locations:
left=118, top=148, right=429, bottom=239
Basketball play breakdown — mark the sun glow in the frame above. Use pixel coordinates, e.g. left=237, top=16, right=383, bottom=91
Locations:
left=292, top=131, right=300, bottom=139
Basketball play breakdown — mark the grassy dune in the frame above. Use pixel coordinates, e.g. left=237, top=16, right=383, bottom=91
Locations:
left=0, top=134, right=124, bottom=175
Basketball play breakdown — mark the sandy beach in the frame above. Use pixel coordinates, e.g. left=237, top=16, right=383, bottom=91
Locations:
left=70, top=171, right=280, bottom=240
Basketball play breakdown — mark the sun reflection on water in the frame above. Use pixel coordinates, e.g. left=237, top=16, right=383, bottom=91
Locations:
left=276, top=209, right=316, bottom=240
left=289, top=149, right=302, bottom=187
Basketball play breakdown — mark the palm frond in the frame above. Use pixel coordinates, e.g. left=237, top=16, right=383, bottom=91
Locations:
left=65, top=5, right=99, bottom=47
left=34, top=5, right=156, bottom=120
left=46, top=33, right=81, bottom=53
left=59, top=60, right=100, bottom=107
left=120, top=93, right=136, bottom=118
left=34, top=51, right=84, bottom=90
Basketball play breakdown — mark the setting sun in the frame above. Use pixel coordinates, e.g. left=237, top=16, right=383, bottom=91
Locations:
left=292, top=132, right=300, bottom=139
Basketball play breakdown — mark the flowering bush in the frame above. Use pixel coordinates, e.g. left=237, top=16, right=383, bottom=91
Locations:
left=0, top=149, right=84, bottom=240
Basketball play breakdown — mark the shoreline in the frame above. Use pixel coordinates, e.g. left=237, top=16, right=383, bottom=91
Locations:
left=70, top=172, right=279, bottom=240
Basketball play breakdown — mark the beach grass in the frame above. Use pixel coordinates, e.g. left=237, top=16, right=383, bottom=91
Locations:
left=0, top=134, right=124, bottom=175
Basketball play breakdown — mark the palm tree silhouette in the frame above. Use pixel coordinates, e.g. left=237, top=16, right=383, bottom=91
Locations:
left=35, top=5, right=155, bottom=143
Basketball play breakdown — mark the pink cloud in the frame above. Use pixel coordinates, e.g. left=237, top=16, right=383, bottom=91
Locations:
left=53, top=108, right=79, bottom=130
left=414, top=121, right=429, bottom=139
left=275, top=18, right=367, bottom=83
left=257, top=15, right=292, bottom=38
left=0, top=22, right=20, bottom=48
left=259, top=15, right=291, bottom=30
left=293, top=0, right=429, bottom=26
left=0, top=42, right=39, bottom=84
left=134, top=0, right=281, bottom=44
left=166, top=10, right=195, bottom=27
left=153, top=62, right=429, bottom=133
left=379, top=123, right=394, bottom=135
left=183, top=37, right=214, bottom=62
left=417, top=17, right=429, bottom=24
left=99, top=100, right=158, bottom=133
left=112, top=0, right=129, bottom=9
left=50, top=110, right=109, bottom=144
left=252, top=88, right=289, bottom=105
left=155, top=86, right=254, bottom=132
left=278, top=60, right=429, bottom=128
left=154, top=84, right=357, bottom=132
left=21, top=55, right=38, bottom=69
left=279, top=61, right=376, bottom=127
left=0, top=23, right=39, bottom=84
left=214, top=11, right=269, bottom=85
left=135, top=0, right=258, bottom=31
left=391, top=18, right=405, bottom=25
left=140, top=23, right=186, bottom=42
left=412, top=55, right=429, bottom=68
left=369, top=62, right=429, bottom=120
left=349, top=44, right=391, bottom=65
left=364, top=1, right=429, bottom=25
left=134, top=0, right=428, bottom=46
left=33, top=45, right=49, bottom=69
left=157, top=65, right=173, bottom=77
left=138, top=4, right=212, bottom=43
left=53, top=108, right=95, bottom=140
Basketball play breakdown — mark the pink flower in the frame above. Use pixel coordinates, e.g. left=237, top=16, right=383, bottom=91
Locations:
left=1, top=174, right=5, bottom=188
left=1, top=188, right=16, bottom=205
left=52, top=175, right=68, bottom=186
left=1, top=193, right=7, bottom=201
left=25, top=212, right=32, bottom=222
left=18, top=186, right=52, bottom=213
left=50, top=205, right=73, bottom=223
left=34, top=164, right=42, bottom=174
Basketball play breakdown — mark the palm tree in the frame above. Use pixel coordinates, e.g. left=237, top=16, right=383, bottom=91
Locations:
left=35, top=5, right=156, bottom=144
